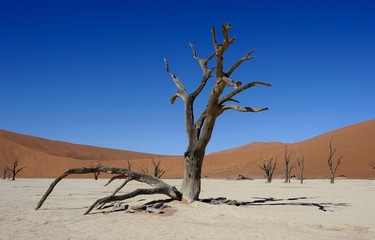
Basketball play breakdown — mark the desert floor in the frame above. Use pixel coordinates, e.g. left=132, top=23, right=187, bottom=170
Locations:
left=0, top=178, right=374, bottom=240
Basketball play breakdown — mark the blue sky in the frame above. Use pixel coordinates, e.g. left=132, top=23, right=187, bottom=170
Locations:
left=1, top=0, right=374, bottom=155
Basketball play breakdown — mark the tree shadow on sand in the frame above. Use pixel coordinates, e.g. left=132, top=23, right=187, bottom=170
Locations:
left=91, top=196, right=348, bottom=214
left=48, top=197, right=348, bottom=215
left=199, top=196, right=349, bottom=212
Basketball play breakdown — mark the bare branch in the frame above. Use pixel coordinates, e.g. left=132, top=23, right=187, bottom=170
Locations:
left=104, top=175, right=128, bottom=186
left=35, top=167, right=182, bottom=214
left=152, top=156, right=167, bottom=178
left=85, top=187, right=173, bottom=215
left=226, top=49, right=256, bottom=76
left=334, top=156, right=343, bottom=174
left=221, top=23, right=235, bottom=45
left=221, top=77, right=242, bottom=89
left=189, top=43, right=215, bottom=98
left=221, top=104, right=269, bottom=113
left=219, top=81, right=271, bottom=105
left=110, top=177, right=133, bottom=196
left=297, top=153, right=305, bottom=184
left=258, top=155, right=277, bottom=183
left=190, top=43, right=215, bottom=67
left=211, top=26, right=219, bottom=52
left=164, top=58, right=188, bottom=103
left=327, top=136, right=343, bottom=183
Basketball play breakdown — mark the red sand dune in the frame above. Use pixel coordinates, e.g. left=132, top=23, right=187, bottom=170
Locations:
left=1, top=119, right=374, bottom=179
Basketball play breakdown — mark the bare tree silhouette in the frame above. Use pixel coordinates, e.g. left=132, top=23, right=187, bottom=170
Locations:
left=296, top=152, right=305, bottom=184
left=258, top=155, right=277, bottom=183
left=6, top=157, right=25, bottom=181
left=327, top=136, right=343, bottom=184
left=90, top=162, right=102, bottom=180
left=283, top=145, right=295, bottom=183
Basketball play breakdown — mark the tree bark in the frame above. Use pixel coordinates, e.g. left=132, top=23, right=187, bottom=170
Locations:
left=181, top=151, right=205, bottom=202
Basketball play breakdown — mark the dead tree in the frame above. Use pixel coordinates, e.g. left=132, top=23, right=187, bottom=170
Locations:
left=258, top=156, right=277, bottom=183
left=36, top=23, right=270, bottom=211
left=126, top=159, right=131, bottom=170
left=138, top=156, right=167, bottom=178
left=35, top=167, right=182, bottom=214
left=6, top=157, right=25, bottom=181
left=2, top=166, right=7, bottom=180
left=327, top=136, right=343, bottom=184
left=90, top=162, right=102, bottom=180
left=288, top=163, right=296, bottom=183
left=165, top=23, right=270, bottom=201
left=0, top=153, right=6, bottom=180
left=283, top=145, right=293, bottom=183
left=296, top=153, right=305, bottom=184
left=152, top=156, right=167, bottom=178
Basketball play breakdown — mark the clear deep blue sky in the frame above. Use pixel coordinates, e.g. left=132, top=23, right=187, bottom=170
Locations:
left=1, top=0, right=374, bottom=155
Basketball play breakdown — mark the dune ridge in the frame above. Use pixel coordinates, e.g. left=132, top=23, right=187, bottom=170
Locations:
left=0, top=119, right=374, bottom=179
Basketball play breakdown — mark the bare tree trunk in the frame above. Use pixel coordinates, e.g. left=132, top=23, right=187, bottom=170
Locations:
left=181, top=151, right=205, bottom=202
left=6, top=158, right=25, bottom=181
left=297, top=153, right=305, bottom=184
left=258, top=156, right=277, bottom=183
left=2, top=166, right=7, bottom=180
left=126, top=159, right=131, bottom=170
left=288, top=164, right=296, bottom=183
left=284, top=145, right=292, bottom=183
left=327, top=136, right=343, bottom=184
left=152, top=156, right=167, bottom=178
left=165, top=24, right=270, bottom=201
left=90, top=162, right=101, bottom=180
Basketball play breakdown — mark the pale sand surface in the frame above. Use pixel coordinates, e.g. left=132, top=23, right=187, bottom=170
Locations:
left=0, top=179, right=374, bottom=240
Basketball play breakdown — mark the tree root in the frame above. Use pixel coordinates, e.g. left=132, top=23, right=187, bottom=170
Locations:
left=35, top=166, right=182, bottom=215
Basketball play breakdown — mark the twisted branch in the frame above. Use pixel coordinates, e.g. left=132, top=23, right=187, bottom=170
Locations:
left=226, top=48, right=256, bottom=76
left=35, top=167, right=182, bottom=214
left=219, top=81, right=271, bottom=105
left=221, top=104, right=269, bottom=113
left=164, top=58, right=188, bottom=104
left=189, top=43, right=215, bottom=98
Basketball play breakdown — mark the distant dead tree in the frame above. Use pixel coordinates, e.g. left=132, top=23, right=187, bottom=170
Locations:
left=152, top=156, right=167, bottom=179
left=258, top=155, right=277, bottom=183
left=296, top=153, right=305, bottom=184
left=6, top=157, right=25, bottom=181
left=139, top=156, right=167, bottom=178
left=327, top=136, right=343, bottom=184
left=126, top=160, right=132, bottom=170
left=0, top=153, right=6, bottom=180
left=283, top=145, right=295, bottom=183
left=2, top=166, right=7, bottom=180
left=90, top=162, right=102, bottom=180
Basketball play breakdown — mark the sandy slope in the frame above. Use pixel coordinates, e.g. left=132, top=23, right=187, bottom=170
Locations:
left=203, top=119, right=375, bottom=179
left=0, top=179, right=374, bottom=240
left=0, top=119, right=375, bottom=179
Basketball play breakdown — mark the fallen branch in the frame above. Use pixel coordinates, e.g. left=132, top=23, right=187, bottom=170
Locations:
left=35, top=166, right=182, bottom=214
